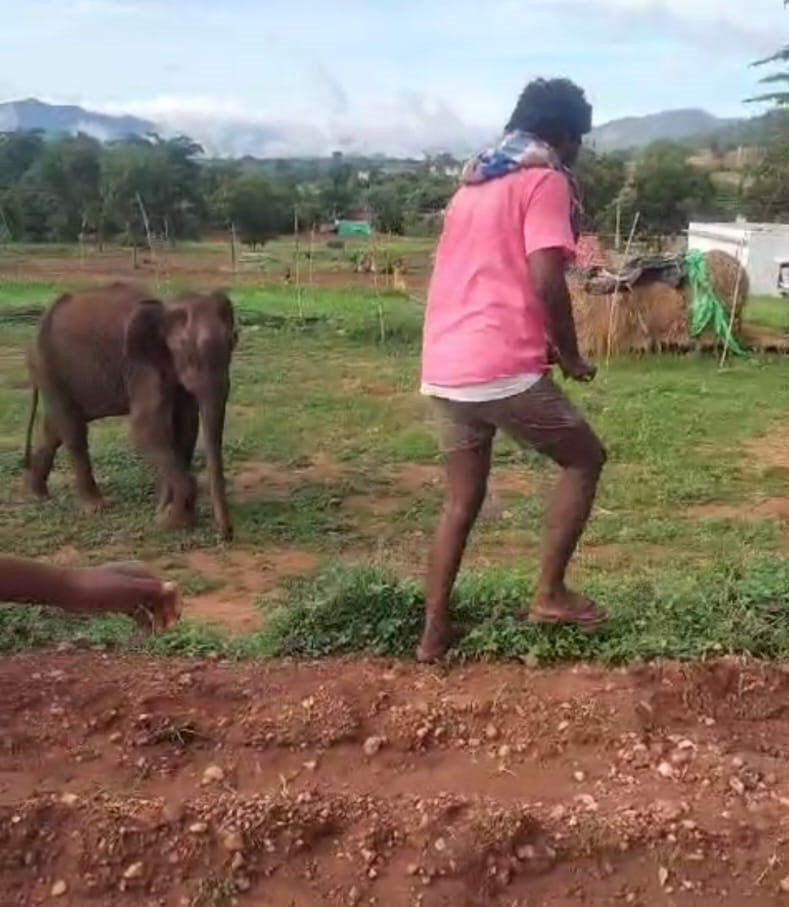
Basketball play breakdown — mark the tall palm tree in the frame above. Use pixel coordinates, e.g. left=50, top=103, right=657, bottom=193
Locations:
left=747, top=1, right=789, bottom=105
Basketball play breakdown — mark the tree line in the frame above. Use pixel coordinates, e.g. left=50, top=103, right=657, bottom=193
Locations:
left=0, top=125, right=787, bottom=249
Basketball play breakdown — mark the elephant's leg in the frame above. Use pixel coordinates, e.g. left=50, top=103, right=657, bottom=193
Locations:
left=69, top=427, right=105, bottom=512
left=156, top=473, right=197, bottom=520
left=153, top=393, right=199, bottom=519
left=48, top=396, right=105, bottom=511
left=156, top=481, right=173, bottom=517
left=173, top=392, right=200, bottom=519
left=130, top=409, right=195, bottom=531
left=174, top=391, right=200, bottom=469
left=26, top=414, right=61, bottom=499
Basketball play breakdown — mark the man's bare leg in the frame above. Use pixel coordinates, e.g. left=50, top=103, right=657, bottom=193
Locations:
left=487, top=377, right=607, bottom=627
left=418, top=443, right=491, bottom=662
left=529, top=424, right=607, bottom=625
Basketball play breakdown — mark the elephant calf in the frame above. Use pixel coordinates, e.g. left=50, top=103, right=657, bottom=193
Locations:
left=23, top=281, right=238, bottom=540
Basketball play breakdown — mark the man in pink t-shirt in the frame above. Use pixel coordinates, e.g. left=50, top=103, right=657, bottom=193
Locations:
left=418, top=78, right=607, bottom=662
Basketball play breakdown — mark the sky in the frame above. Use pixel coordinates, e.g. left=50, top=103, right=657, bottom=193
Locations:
left=0, top=0, right=785, bottom=156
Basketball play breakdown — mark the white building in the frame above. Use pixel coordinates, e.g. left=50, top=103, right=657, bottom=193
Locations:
left=687, top=220, right=789, bottom=298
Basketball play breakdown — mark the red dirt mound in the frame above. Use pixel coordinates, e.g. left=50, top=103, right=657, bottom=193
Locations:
left=3, top=655, right=789, bottom=905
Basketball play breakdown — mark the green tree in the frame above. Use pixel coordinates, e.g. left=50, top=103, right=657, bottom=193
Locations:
left=368, top=183, right=405, bottom=234
left=226, top=172, right=292, bottom=248
left=28, top=134, right=102, bottom=241
left=0, top=132, right=45, bottom=186
left=625, top=145, right=717, bottom=239
left=202, top=161, right=241, bottom=232
left=293, top=184, right=323, bottom=231
left=99, top=135, right=206, bottom=246
left=744, top=116, right=789, bottom=219
left=318, top=150, right=359, bottom=218
left=747, top=2, right=789, bottom=105
left=0, top=132, right=64, bottom=241
left=574, top=149, right=627, bottom=232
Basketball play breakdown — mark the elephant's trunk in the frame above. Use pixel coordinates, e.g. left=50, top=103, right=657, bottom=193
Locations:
left=198, top=385, right=233, bottom=541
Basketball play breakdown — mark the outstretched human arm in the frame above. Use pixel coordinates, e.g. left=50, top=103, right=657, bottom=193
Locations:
left=0, top=557, right=181, bottom=633
left=524, top=170, right=596, bottom=382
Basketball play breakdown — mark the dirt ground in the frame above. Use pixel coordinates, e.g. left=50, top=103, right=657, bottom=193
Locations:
left=4, top=654, right=789, bottom=906
left=0, top=247, right=431, bottom=293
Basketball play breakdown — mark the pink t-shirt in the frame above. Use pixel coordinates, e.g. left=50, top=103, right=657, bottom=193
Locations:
left=421, top=168, right=576, bottom=388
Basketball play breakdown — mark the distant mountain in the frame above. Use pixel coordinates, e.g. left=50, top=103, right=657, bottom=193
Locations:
left=0, top=98, right=154, bottom=142
left=0, top=97, right=779, bottom=159
left=587, top=107, right=781, bottom=153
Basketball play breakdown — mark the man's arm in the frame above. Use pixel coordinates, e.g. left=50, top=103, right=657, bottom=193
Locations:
left=0, top=556, right=181, bottom=632
left=529, top=248, right=594, bottom=381
left=523, top=171, right=595, bottom=381
left=0, top=557, right=82, bottom=608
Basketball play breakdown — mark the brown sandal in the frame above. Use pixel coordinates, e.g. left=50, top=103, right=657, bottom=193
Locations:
left=527, top=598, right=607, bottom=632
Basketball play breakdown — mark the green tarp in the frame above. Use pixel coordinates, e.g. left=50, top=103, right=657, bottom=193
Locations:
left=684, top=249, right=747, bottom=357
left=336, top=220, right=372, bottom=237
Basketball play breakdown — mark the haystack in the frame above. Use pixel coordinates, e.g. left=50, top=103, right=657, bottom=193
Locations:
left=570, top=249, right=750, bottom=358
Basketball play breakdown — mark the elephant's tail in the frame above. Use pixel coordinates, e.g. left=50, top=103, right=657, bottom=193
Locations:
left=23, top=386, right=38, bottom=469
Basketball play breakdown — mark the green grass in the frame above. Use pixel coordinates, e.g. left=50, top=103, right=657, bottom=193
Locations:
left=5, top=558, right=789, bottom=665
left=3, top=280, right=789, bottom=663
left=747, top=295, right=789, bottom=332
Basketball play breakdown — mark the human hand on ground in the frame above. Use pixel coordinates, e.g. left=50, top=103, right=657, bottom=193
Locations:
left=72, top=562, right=182, bottom=633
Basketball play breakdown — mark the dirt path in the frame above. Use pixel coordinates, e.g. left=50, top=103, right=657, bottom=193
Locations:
left=0, top=250, right=430, bottom=293
left=3, top=654, right=789, bottom=905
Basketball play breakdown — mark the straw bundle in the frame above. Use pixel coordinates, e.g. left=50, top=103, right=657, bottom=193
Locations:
left=704, top=248, right=749, bottom=336
left=570, top=250, right=749, bottom=357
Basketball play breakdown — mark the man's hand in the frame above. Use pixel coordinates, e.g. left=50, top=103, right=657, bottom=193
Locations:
left=72, top=562, right=182, bottom=633
left=559, top=355, right=597, bottom=383
left=529, top=247, right=590, bottom=382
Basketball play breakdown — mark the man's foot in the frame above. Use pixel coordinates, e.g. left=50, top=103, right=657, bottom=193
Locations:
left=528, top=587, right=606, bottom=632
left=416, top=619, right=457, bottom=663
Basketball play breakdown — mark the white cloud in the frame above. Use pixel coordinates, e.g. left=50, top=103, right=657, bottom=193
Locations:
left=1, top=0, right=779, bottom=156
left=559, top=0, right=786, bottom=51
left=69, top=0, right=141, bottom=13
left=92, top=89, right=495, bottom=158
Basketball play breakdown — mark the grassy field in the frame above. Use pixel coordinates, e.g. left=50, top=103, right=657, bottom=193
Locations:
left=746, top=295, right=789, bottom=331
left=2, top=279, right=789, bottom=664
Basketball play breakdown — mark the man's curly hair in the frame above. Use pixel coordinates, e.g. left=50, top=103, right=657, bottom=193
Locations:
left=506, top=78, right=592, bottom=143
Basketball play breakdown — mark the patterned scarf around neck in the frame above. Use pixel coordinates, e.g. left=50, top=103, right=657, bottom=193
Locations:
left=460, top=130, right=582, bottom=241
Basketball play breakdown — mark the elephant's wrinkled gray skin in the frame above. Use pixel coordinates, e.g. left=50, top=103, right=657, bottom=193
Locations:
left=23, top=281, right=238, bottom=540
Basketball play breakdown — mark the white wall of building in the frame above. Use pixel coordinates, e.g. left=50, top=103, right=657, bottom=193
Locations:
left=688, top=222, right=789, bottom=297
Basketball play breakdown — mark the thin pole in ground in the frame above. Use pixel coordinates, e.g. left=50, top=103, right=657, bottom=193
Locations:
left=718, top=236, right=747, bottom=371
left=229, top=221, right=238, bottom=276
left=307, top=223, right=315, bottom=299
left=605, top=211, right=640, bottom=368
left=371, top=226, right=385, bottom=344
left=135, top=192, right=167, bottom=295
left=293, top=207, right=304, bottom=322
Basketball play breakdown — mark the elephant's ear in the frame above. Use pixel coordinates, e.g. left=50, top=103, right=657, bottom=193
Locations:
left=210, top=289, right=239, bottom=349
left=124, top=299, right=173, bottom=363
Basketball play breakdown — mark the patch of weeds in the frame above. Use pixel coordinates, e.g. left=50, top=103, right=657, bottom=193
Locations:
left=6, top=557, right=789, bottom=666
left=257, top=557, right=789, bottom=666
left=145, top=621, right=236, bottom=658
left=258, top=564, right=424, bottom=658
left=0, top=607, right=234, bottom=658
left=0, top=606, right=138, bottom=653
